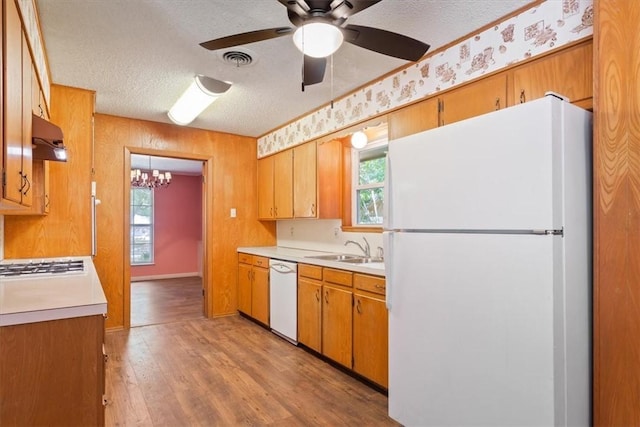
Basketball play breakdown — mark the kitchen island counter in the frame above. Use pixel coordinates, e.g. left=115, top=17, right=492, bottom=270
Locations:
left=237, top=246, right=385, bottom=277
left=0, top=256, right=107, bottom=326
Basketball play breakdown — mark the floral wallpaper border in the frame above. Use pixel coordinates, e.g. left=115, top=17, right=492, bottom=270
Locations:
left=257, top=0, right=593, bottom=158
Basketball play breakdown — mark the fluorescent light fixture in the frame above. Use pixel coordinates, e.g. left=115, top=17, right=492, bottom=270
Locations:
left=293, top=22, right=344, bottom=58
left=168, top=75, right=231, bottom=126
left=351, top=131, right=368, bottom=149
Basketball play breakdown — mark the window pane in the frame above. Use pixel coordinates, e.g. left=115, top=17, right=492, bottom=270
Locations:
left=132, top=206, right=152, bottom=224
left=132, top=244, right=153, bottom=263
left=358, top=156, right=386, bottom=186
left=132, top=226, right=152, bottom=244
left=357, top=187, right=384, bottom=225
left=131, top=188, right=152, bottom=205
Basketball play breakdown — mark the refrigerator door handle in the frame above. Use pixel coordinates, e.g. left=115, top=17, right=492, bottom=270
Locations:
left=383, top=231, right=394, bottom=310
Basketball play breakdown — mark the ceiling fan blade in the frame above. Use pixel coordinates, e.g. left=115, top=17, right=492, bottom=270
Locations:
left=342, top=24, right=430, bottom=62
left=328, top=0, right=383, bottom=20
left=303, top=55, right=326, bottom=86
left=286, top=9, right=305, bottom=27
left=200, top=27, right=293, bottom=51
left=277, top=0, right=311, bottom=18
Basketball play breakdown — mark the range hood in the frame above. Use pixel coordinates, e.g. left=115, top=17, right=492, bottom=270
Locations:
left=32, top=114, right=67, bottom=162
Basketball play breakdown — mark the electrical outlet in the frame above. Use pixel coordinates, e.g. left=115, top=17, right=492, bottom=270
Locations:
left=290, top=227, right=294, bottom=237
left=334, top=227, right=339, bottom=238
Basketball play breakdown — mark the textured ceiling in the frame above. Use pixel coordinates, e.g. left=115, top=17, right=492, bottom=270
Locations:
left=37, top=0, right=532, bottom=138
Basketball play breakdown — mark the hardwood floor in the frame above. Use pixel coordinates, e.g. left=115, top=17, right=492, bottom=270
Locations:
left=105, top=316, right=398, bottom=426
left=131, top=277, right=203, bottom=327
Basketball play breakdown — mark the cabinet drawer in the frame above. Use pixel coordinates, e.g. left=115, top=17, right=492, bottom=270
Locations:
left=324, top=268, right=353, bottom=287
left=299, top=264, right=323, bottom=280
left=238, top=253, right=252, bottom=264
left=354, top=274, right=386, bottom=296
left=253, top=256, right=269, bottom=268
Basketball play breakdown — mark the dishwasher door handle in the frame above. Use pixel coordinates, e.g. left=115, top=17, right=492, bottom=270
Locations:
left=270, top=263, right=297, bottom=274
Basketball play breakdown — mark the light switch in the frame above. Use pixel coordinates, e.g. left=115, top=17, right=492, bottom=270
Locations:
left=230, top=208, right=237, bottom=218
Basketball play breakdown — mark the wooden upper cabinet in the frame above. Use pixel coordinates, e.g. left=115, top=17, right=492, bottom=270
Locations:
left=293, top=141, right=317, bottom=218
left=3, top=0, right=33, bottom=209
left=257, top=156, right=274, bottom=219
left=388, top=97, right=439, bottom=140
left=439, top=73, right=507, bottom=126
left=317, top=138, right=342, bottom=219
left=512, top=40, right=593, bottom=109
left=273, top=149, right=293, bottom=219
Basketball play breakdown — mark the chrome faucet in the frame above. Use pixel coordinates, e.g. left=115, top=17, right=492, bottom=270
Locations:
left=345, top=236, right=370, bottom=258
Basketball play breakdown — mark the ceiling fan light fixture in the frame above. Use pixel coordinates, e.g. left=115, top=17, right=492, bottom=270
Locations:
left=293, top=22, right=344, bottom=58
left=168, top=75, right=232, bottom=126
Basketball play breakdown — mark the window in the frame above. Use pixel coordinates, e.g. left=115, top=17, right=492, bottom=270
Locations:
left=130, top=188, right=154, bottom=264
left=353, top=142, right=387, bottom=226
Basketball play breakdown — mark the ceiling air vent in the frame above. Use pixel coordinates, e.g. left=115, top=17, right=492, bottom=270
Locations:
left=221, top=50, right=254, bottom=67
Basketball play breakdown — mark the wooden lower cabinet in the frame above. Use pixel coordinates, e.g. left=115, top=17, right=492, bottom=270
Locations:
left=237, top=253, right=270, bottom=326
left=353, top=293, right=388, bottom=388
left=0, top=314, right=106, bottom=426
left=322, top=283, right=353, bottom=368
left=251, top=265, right=270, bottom=325
left=297, top=266, right=323, bottom=352
left=238, top=261, right=252, bottom=315
left=298, top=264, right=388, bottom=388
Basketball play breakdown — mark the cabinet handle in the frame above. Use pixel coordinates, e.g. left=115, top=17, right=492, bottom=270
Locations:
left=520, top=90, right=526, bottom=104
left=311, top=203, right=315, bottom=215
left=495, top=98, right=501, bottom=110
left=375, top=284, right=385, bottom=290
left=324, top=290, right=329, bottom=304
left=45, top=194, right=50, bottom=208
left=315, top=289, right=320, bottom=302
left=274, top=206, right=278, bottom=217
left=356, top=298, right=362, bottom=314
left=248, top=270, right=251, bottom=280
left=22, top=174, right=30, bottom=196
left=270, top=207, right=273, bottom=217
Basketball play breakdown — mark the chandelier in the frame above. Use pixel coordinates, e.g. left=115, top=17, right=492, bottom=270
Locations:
left=131, top=156, right=172, bottom=189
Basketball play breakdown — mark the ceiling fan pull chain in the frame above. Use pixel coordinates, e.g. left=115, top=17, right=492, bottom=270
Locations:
left=330, top=53, right=334, bottom=109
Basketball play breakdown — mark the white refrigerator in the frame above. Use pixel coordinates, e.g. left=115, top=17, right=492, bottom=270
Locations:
left=384, top=95, right=591, bottom=426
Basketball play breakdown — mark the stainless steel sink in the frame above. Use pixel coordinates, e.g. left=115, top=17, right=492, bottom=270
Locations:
left=338, top=257, right=384, bottom=264
left=306, top=254, right=363, bottom=261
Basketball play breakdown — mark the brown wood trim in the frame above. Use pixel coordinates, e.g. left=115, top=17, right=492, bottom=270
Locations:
left=593, top=0, right=640, bottom=424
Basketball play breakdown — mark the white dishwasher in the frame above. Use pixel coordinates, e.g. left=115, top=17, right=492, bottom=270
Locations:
left=269, top=259, right=298, bottom=344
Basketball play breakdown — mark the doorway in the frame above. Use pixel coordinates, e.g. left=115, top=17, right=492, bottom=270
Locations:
left=129, top=153, right=205, bottom=327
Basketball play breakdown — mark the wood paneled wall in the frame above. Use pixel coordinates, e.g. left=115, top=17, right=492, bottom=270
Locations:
left=594, top=0, right=640, bottom=424
left=4, top=85, right=94, bottom=257
left=93, top=114, right=275, bottom=329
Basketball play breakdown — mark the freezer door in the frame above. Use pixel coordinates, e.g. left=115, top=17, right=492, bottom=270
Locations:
left=387, top=232, right=588, bottom=426
left=386, top=97, right=589, bottom=231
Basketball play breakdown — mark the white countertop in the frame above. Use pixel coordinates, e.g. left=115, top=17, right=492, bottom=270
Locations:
left=0, top=256, right=107, bottom=327
left=237, top=246, right=386, bottom=277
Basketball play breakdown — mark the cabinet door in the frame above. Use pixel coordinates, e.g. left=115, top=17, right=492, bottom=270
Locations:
left=4, top=0, right=24, bottom=204
left=298, top=277, right=322, bottom=352
left=388, top=97, right=439, bottom=140
left=353, top=293, right=388, bottom=388
left=293, top=141, right=317, bottom=218
left=512, top=40, right=592, bottom=109
left=317, top=138, right=342, bottom=219
left=273, top=149, right=293, bottom=218
left=322, top=284, right=353, bottom=368
left=440, top=73, right=507, bottom=126
left=21, top=34, right=32, bottom=207
left=251, top=266, right=270, bottom=326
left=238, top=262, right=252, bottom=315
left=257, top=156, right=274, bottom=219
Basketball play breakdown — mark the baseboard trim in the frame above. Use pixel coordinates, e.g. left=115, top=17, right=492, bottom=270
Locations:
left=131, top=272, right=200, bottom=282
